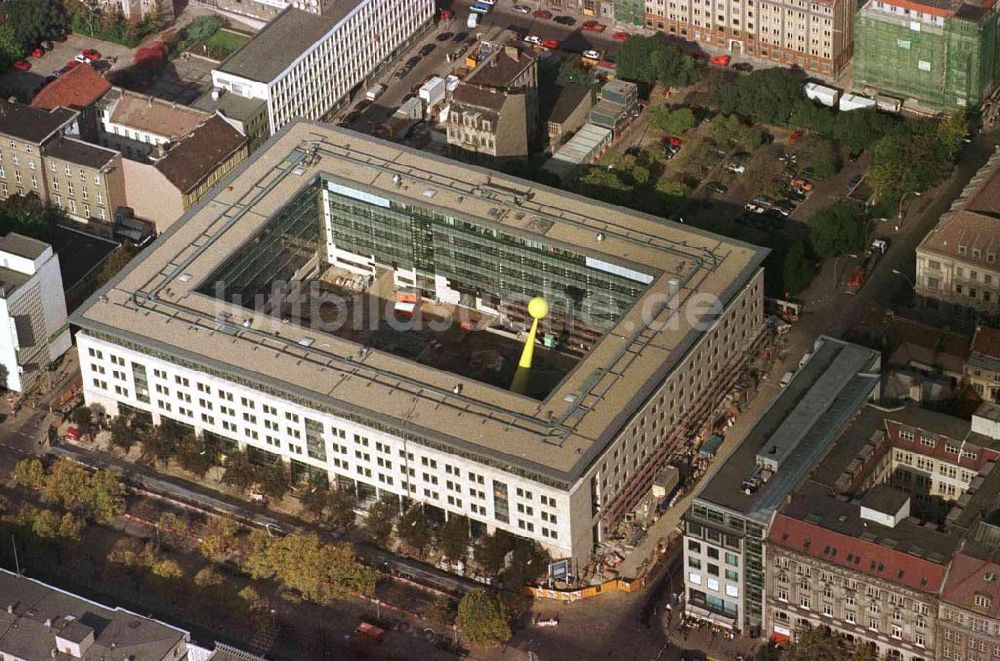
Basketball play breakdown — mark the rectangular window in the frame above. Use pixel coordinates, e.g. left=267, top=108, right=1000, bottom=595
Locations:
left=493, top=480, right=509, bottom=523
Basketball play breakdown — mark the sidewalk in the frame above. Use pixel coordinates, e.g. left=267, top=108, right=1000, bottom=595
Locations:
left=619, top=374, right=783, bottom=578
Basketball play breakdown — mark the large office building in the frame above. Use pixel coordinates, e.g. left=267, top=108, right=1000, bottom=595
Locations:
left=211, top=2, right=434, bottom=138
left=0, top=234, right=71, bottom=393
left=643, top=0, right=855, bottom=77
left=683, top=336, right=882, bottom=634
left=853, top=0, right=1000, bottom=112
left=72, top=122, right=767, bottom=561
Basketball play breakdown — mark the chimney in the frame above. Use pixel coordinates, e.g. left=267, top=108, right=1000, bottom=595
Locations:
left=504, top=45, right=519, bottom=61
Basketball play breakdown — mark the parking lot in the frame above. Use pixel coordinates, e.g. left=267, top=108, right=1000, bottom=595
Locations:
left=341, top=0, right=628, bottom=130
left=0, top=33, right=136, bottom=101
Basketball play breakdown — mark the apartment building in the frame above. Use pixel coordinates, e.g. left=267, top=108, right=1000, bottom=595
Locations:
left=445, top=43, right=539, bottom=161
left=938, top=544, right=1000, bottom=661
left=211, top=2, right=434, bottom=137
left=96, top=89, right=210, bottom=161
left=643, top=0, right=854, bottom=77
left=764, top=401, right=1000, bottom=658
left=916, top=150, right=1000, bottom=321
left=967, top=326, right=1000, bottom=403
left=194, top=0, right=339, bottom=23
left=854, top=0, right=1000, bottom=113
left=72, top=121, right=768, bottom=561
left=31, top=63, right=112, bottom=143
left=0, top=234, right=71, bottom=392
left=683, top=337, right=881, bottom=634
left=98, top=0, right=174, bottom=22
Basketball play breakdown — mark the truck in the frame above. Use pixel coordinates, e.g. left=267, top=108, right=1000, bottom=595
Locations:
left=365, top=84, right=385, bottom=102
left=846, top=239, right=888, bottom=295
left=804, top=82, right=840, bottom=107
left=874, top=94, right=902, bottom=113
left=839, top=93, right=877, bottom=112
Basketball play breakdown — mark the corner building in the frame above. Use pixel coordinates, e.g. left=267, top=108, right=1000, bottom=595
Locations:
left=72, top=122, right=766, bottom=561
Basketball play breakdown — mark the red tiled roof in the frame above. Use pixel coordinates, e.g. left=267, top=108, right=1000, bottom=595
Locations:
left=30, top=64, right=111, bottom=111
left=940, top=553, right=1000, bottom=616
left=769, top=513, right=948, bottom=594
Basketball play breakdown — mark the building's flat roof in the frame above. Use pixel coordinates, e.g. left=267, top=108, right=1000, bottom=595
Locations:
left=0, top=233, right=49, bottom=260
left=0, top=568, right=188, bottom=660
left=549, top=123, right=612, bottom=166
left=215, top=6, right=359, bottom=84
left=102, top=88, right=208, bottom=141
left=695, top=337, right=881, bottom=522
left=72, top=120, right=766, bottom=485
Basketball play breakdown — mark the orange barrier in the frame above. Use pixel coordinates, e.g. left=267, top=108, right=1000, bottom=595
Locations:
left=525, top=576, right=646, bottom=602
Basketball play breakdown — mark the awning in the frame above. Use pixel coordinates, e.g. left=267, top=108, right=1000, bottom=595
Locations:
left=686, top=604, right=712, bottom=619
left=771, top=627, right=791, bottom=646
left=709, top=612, right=736, bottom=629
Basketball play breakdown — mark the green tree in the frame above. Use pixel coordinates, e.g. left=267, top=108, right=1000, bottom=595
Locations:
left=157, top=512, right=191, bottom=549
left=474, top=532, right=511, bottom=575
left=42, top=459, right=90, bottom=510
left=365, top=499, right=396, bottom=546
left=716, top=68, right=803, bottom=124
left=798, top=137, right=841, bottom=181
left=151, top=557, right=184, bottom=580
left=2, top=0, right=64, bottom=58
left=221, top=449, right=255, bottom=493
left=456, top=589, right=512, bottom=648
left=649, top=106, right=696, bottom=135
left=781, top=241, right=814, bottom=295
left=437, top=515, right=470, bottom=562
left=200, top=515, right=240, bottom=563
left=254, top=460, right=291, bottom=500
left=324, top=486, right=357, bottom=532
left=183, top=15, right=222, bottom=42
left=500, top=540, right=549, bottom=589
left=425, top=595, right=457, bottom=633
left=12, top=458, right=45, bottom=490
left=194, top=566, right=223, bottom=589
left=0, top=25, right=21, bottom=72
left=576, top=167, right=632, bottom=206
left=83, top=468, right=125, bottom=522
left=139, top=424, right=178, bottom=467
left=810, top=202, right=866, bottom=258
left=786, top=625, right=875, bottom=661
left=109, top=415, right=136, bottom=454
left=709, top=114, right=761, bottom=152
left=398, top=506, right=433, bottom=553
left=830, top=108, right=894, bottom=156
left=745, top=145, right=787, bottom=198
left=69, top=406, right=94, bottom=436
left=616, top=35, right=699, bottom=86
left=174, top=433, right=218, bottom=478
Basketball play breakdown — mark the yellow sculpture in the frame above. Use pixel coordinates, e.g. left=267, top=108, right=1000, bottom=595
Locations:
left=518, top=297, right=549, bottom=369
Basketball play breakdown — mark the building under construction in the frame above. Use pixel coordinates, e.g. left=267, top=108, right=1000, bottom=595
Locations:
left=853, top=0, right=1000, bottom=113
left=72, top=120, right=767, bottom=563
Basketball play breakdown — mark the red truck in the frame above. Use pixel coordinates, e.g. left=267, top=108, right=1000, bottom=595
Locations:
left=846, top=239, right=888, bottom=295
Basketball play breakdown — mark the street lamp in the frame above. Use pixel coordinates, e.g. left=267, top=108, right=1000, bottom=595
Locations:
left=892, top=268, right=915, bottom=288
left=897, top=191, right=922, bottom=221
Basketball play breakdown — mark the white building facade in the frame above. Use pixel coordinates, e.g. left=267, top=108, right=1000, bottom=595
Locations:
left=211, top=1, right=434, bottom=136
left=0, top=234, right=71, bottom=393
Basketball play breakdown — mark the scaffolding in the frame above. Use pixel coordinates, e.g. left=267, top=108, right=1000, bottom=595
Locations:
left=601, top=325, right=774, bottom=529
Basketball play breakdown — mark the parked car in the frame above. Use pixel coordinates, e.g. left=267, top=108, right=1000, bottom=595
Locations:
left=710, top=55, right=731, bottom=66
left=785, top=187, right=807, bottom=202
left=773, top=201, right=796, bottom=217
left=760, top=132, right=775, bottom=145
left=733, top=62, right=754, bottom=72
left=706, top=181, right=728, bottom=194
left=789, top=177, right=814, bottom=192
left=12, top=59, right=30, bottom=71
left=612, top=31, right=629, bottom=41
left=30, top=47, right=44, bottom=58
left=40, top=40, right=54, bottom=51
left=523, top=35, right=543, bottom=45
left=726, top=162, right=747, bottom=174
left=436, top=32, right=454, bottom=41
left=752, top=195, right=775, bottom=208
left=419, top=43, right=436, bottom=57
left=513, top=4, right=531, bottom=13
left=533, top=9, right=553, bottom=19
left=789, top=129, right=805, bottom=145
left=541, top=39, right=560, bottom=50
left=74, top=54, right=90, bottom=64
left=582, top=49, right=602, bottom=61
left=744, top=203, right=766, bottom=214
left=452, top=32, right=469, bottom=43
left=554, top=15, right=575, bottom=25
left=582, top=20, right=607, bottom=32
left=664, top=136, right=683, bottom=148
left=81, top=48, right=101, bottom=61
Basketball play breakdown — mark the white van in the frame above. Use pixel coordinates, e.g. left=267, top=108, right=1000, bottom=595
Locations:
left=365, top=84, right=385, bottom=102
left=467, top=13, right=479, bottom=29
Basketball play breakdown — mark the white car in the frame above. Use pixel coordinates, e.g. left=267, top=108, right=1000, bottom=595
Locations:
left=582, top=49, right=602, bottom=60
left=74, top=54, right=89, bottom=64
left=513, top=4, right=531, bottom=13
left=523, top=35, right=543, bottom=45
left=727, top=163, right=747, bottom=174
left=744, top=203, right=766, bottom=214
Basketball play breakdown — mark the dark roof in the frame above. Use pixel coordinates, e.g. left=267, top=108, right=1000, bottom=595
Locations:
left=0, top=233, right=49, bottom=260
left=971, top=326, right=1000, bottom=363
left=155, top=116, right=246, bottom=194
left=44, top=136, right=117, bottom=169
left=694, top=337, right=881, bottom=521
left=215, top=6, right=355, bottom=83
left=0, top=568, right=188, bottom=660
left=547, top=84, right=592, bottom=125
left=57, top=621, right=95, bottom=644
left=769, top=511, right=950, bottom=593
left=466, top=46, right=537, bottom=90
left=888, top=316, right=969, bottom=374
left=0, top=99, right=76, bottom=144
left=30, top=63, right=111, bottom=111
left=861, top=484, right=911, bottom=515
left=452, top=83, right=507, bottom=113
